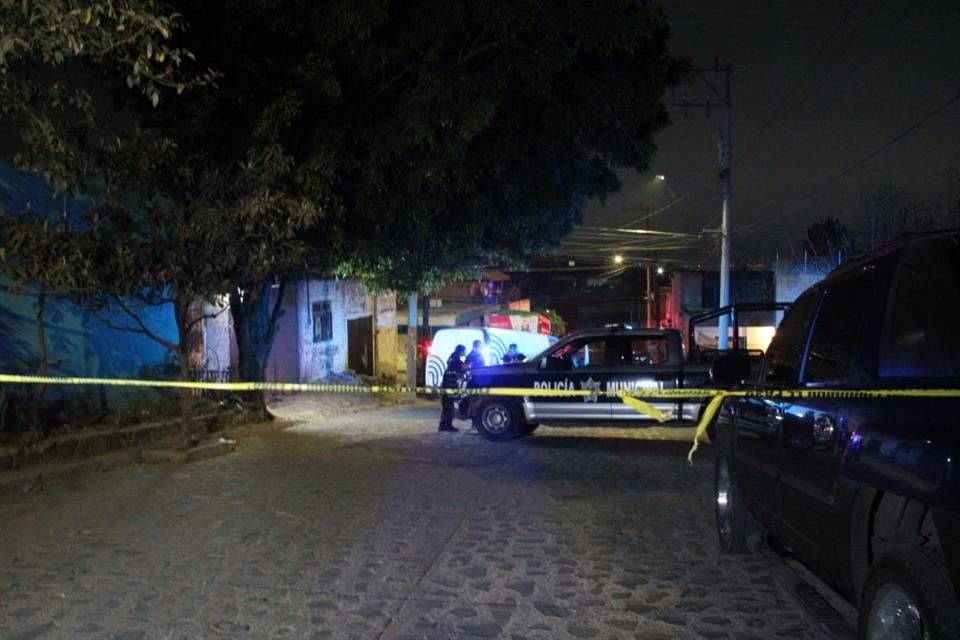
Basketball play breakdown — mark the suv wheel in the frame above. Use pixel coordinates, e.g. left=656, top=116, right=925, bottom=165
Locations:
left=473, top=399, right=521, bottom=441
left=714, top=451, right=756, bottom=554
left=858, top=548, right=960, bottom=639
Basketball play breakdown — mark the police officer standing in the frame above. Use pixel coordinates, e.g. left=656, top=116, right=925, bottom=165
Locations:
left=465, top=339, right=485, bottom=369
left=438, top=344, right=467, bottom=432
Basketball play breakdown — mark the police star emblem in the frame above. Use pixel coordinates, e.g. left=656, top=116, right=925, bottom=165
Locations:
left=580, top=376, right=602, bottom=403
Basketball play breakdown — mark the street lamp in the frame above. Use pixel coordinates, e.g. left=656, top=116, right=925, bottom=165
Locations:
left=655, top=174, right=679, bottom=202
left=613, top=254, right=623, bottom=265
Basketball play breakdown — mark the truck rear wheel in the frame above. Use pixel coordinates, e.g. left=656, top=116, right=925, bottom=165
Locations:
left=858, top=548, right=960, bottom=639
left=473, top=399, right=522, bottom=441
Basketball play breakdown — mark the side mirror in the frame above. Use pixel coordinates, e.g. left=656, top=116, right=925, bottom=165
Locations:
left=711, top=352, right=751, bottom=386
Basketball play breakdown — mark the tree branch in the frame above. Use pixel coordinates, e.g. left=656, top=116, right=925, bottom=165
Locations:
left=95, top=297, right=180, bottom=354
left=454, top=40, right=506, bottom=68
left=380, top=60, right=417, bottom=94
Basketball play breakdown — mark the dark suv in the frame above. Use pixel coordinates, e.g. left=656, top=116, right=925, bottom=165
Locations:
left=712, top=231, right=960, bottom=638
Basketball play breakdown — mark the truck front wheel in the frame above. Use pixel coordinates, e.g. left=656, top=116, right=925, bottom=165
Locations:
left=714, top=448, right=756, bottom=554
left=473, top=399, right=522, bottom=441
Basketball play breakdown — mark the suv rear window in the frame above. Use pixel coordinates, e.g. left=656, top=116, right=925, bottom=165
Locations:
left=879, top=234, right=960, bottom=379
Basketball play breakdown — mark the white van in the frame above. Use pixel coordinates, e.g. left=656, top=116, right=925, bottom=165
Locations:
left=425, top=327, right=554, bottom=387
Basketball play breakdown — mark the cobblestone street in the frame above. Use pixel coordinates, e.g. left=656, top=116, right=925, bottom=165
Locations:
left=1, top=398, right=835, bottom=639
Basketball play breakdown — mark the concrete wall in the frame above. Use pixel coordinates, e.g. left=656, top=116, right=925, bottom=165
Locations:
left=265, top=285, right=300, bottom=383
left=199, top=297, right=235, bottom=373
left=375, top=290, right=398, bottom=383
left=295, top=279, right=397, bottom=382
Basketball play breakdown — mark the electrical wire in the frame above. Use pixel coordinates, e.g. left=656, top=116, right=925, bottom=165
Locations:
left=533, top=0, right=651, bottom=164
left=739, top=0, right=861, bottom=166
left=736, top=87, right=960, bottom=238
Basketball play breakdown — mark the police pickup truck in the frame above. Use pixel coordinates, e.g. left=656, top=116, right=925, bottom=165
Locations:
left=460, top=325, right=711, bottom=441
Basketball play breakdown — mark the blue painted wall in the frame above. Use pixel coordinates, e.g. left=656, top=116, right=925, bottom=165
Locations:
left=1, top=164, right=180, bottom=424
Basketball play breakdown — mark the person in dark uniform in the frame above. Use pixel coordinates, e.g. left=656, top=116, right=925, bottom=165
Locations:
left=465, top=339, right=485, bottom=369
left=438, top=344, right=467, bottom=432
left=501, top=343, right=526, bottom=364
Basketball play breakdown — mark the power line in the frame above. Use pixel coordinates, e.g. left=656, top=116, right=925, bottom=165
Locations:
left=803, top=90, right=960, bottom=197
left=739, top=0, right=861, bottom=166
left=733, top=88, right=960, bottom=240
left=533, top=0, right=651, bottom=165
left=835, top=1, right=922, bottom=90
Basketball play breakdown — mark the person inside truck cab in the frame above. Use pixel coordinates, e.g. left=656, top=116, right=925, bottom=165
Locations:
left=632, top=339, right=666, bottom=365
left=502, top=343, right=526, bottom=364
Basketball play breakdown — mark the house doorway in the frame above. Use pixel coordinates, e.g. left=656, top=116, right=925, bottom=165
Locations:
left=347, top=316, right=374, bottom=376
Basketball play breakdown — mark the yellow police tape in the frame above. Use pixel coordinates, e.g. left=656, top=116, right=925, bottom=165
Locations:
left=4, top=373, right=960, bottom=463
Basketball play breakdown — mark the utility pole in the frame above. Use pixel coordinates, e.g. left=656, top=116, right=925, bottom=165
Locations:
left=645, top=262, right=653, bottom=327
left=406, top=291, right=417, bottom=396
left=674, top=60, right=733, bottom=350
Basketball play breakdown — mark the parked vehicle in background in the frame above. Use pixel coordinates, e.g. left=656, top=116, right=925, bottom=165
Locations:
left=688, top=302, right=791, bottom=384
left=712, top=230, right=960, bottom=638
left=425, top=327, right=554, bottom=387
left=462, top=325, right=712, bottom=440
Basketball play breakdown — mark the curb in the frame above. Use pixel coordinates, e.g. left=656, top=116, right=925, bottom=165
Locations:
left=141, top=439, right=237, bottom=464
left=0, top=396, right=388, bottom=500
left=0, top=438, right=240, bottom=499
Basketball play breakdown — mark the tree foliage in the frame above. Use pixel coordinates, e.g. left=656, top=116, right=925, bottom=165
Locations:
left=331, top=0, right=686, bottom=292
left=2, top=0, right=686, bottom=422
left=804, top=215, right=854, bottom=258
left=0, top=0, right=213, bottom=189
left=858, top=178, right=944, bottom=248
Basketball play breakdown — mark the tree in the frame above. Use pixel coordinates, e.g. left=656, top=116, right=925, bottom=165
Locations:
left=334, top=0, right=682, bottom=288
left=859, top=178, right=940, bottom=249
left=5, top=0, right=685, bottom=426
left=0, top=1, right=212, bottom=187
left=130, top=0, right=350, bottom=409
left=804, top=216, right=855, bottom=259
left=0, top=1, right=217, bottom=435
left=5, top=1, right=336, bottom=425
left=329, top=0, right=685, bottom=384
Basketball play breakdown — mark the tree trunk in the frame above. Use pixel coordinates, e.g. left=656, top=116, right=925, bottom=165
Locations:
left=32, top=290, right=49, bottom=436
left=230, top=279, right=286, bottom=420
left=173, top=293, right=195, bottom=447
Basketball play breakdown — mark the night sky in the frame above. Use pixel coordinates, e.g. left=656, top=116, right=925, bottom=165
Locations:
left=584, top=0, right=960, bottom=267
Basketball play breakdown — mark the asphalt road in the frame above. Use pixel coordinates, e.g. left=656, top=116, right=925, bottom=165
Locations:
left=0, top=399, right=835, bottom=639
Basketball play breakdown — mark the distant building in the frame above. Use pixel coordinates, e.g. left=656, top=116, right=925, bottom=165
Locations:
left=266, top=279, right=398, bottom=384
